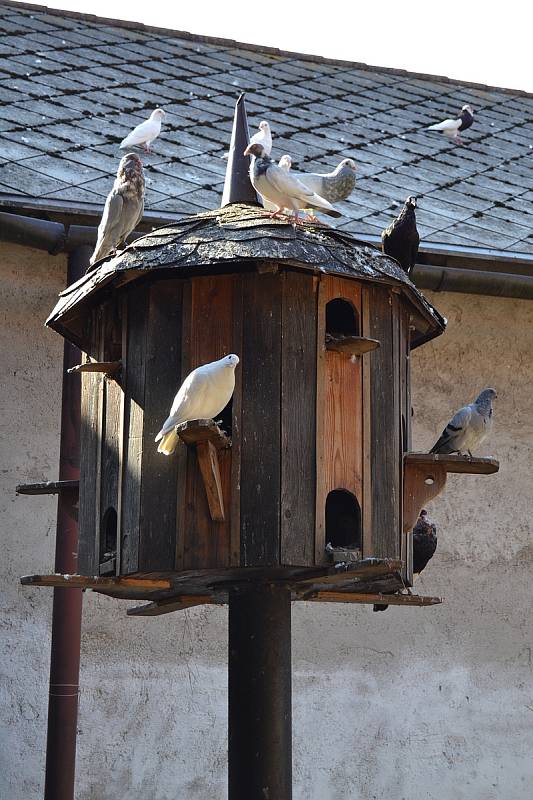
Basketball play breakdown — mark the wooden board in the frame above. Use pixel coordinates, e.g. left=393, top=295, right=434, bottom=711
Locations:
left=325, top=335, right=379, bottom=355
left=281, top=270, right=317, bottom=566
left=316, top=275, right=363, bottom=562
left=127, top=594, right=219, bottom=616
left=182, top=275, right=236, bottom=570
left=120, top=286, right=147, bottom=575
left=308, top=591, right=442, bottom=607
left=240, top=271, right=282, bottom=566
left=405, top=453, right=499, bottom=474
left=78, top=310, right=102, bottom=575
left=138, top=279, right=183, bottom=572
left=364, top=285, right=400, bottom=559
left=16, top=480, right=79, bottom=495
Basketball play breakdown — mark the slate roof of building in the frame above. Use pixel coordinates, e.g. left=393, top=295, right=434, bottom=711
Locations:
left=1, top=1, right=532, bottom=255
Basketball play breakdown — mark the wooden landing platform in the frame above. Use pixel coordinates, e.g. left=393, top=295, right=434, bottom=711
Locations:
left=405, top=453, right=499, bottom=474
left=20, top=558, right=441, bottom=616
left=16, top=480, right=79, bottom=495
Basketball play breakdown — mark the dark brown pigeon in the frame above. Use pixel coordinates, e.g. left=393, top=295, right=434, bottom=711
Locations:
left=381, top=196, right=420, bottom=275
left=373, top=510, right=437, bottom=612
left=89, top=153, right=145, bottom=267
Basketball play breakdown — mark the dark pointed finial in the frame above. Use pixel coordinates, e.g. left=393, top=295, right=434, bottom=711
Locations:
left=221, top=93, right=260, bottom=207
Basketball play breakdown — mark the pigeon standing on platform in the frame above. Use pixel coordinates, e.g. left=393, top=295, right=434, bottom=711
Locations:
left=89, top=153, right=145, bottom=266
left=373, top=510, right=438, bottom=612
left=246, top=143, right=342, bottom=223
left=296, top=158, right=357, bottom=204
left=262, top=155, right=292, bottom=211
left=381, top=196, right=420, bottom=274
left=430, top=387, right=497, bottom=456
left=155, top=355, right=239, bottom=456
left=244, top=120, right=272, bottom=157
left=427, top=104, right=474, bottom=144
left=120, top=108, right=166, bottom=152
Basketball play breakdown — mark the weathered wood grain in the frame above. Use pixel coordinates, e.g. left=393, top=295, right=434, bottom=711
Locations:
left=240, top=271, right=282, bottom=566
left=139, top=279, right=183, bottom=572
left=281, top=270, right=317, bottom=566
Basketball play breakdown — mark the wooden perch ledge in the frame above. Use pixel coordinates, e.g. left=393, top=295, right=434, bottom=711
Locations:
left=403, top=452, right=499, bottom=532
left=67, top=360, right=121, bottom=377
left=325, top=333, right=380, bottom=356
left=16, top=480, right=79, bottom=495
left=176, top=419, right=231, bottom=522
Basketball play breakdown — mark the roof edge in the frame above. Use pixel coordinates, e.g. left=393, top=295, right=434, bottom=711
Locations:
left=2, top=0, right=532, bottom=98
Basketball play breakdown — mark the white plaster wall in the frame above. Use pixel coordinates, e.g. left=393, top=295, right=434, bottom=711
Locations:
left=0, top=242, right=66, bottom=796
left=1, top=265, right=532, bottom=799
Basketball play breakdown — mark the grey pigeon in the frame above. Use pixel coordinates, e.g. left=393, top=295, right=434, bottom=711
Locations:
left=381, top=196, right=420, bottom=274
left=120, top=108, right=166, bottom=152
left=296, top=158, right=357, bottom=203
left=430, top=387, right=497, bottom=456
left=246, top=143, right=342, bottom=224
left=427, top=104, right=474, bottom=144
left=89, top=153, right=145, bottom=266
left=156, top=354, right=239, bottom=455
left=373, top=510, right=437, bottom=612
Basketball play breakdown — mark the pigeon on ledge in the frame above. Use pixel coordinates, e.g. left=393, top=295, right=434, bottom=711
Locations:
left=89, top=152, right=145, bottom=266
left=120, top=108, right=166, bottom=153
left=246, top=143, right=342, bottom=224
left=430, top=387, right=497, bottom=456
left=244, top=120, right=272, bottom=157
left=156, top=355, right=239, bottom=456
left=373, top=510, right=437, bottom=612
left=427, top=104, right=474, bottom=144
left=381, top=196, right=420, bottom=275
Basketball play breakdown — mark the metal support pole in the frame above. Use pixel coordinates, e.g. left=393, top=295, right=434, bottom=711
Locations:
left=228, top=583, right=292, bottom=800
left=44, top=245, right=92, bottom=800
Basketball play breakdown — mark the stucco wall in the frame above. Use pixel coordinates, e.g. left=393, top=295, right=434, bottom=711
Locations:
left=1, top=254, right=532, bottom=799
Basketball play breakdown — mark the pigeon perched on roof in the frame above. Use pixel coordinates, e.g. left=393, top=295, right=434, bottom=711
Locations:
left=244, top=120, right=272, bottom=157
left=120, top=108, right=166, bottom=153
left=89, top=153, right=145, bottom=266
left=296, top=158, right=357, bottom=204
left=430, top=387, right=497, bottom=456
left=381, top=196, right=420, bottom=274
left=427, top=104, right=474, bottom=144
left=373, top=510, right=437, bottom=612
left=155, top=354, right=239, bottom=456
left=246, top=143, right=342, bottom=224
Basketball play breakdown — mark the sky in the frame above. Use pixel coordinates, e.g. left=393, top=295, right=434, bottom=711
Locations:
left=15, top=0, right=533, bottom=93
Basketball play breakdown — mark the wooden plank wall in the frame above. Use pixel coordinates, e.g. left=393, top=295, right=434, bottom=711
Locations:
left=138, top=280, right=183, bottom=572
left=400, top=302, right=413, bottom=583
left=240, top=271, right=282, bottom=567
left=120, top=285, right=147, bottom=575
left=316, top=275, right=363, bottom=563
left=280, top=271, right=317, bottom=566
left=181, top=275, right=238, bottom=570
left=363, top=285, right=401, bottom=559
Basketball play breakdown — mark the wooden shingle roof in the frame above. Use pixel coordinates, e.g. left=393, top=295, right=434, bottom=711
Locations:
left=1, top=1, right=532, bottom=255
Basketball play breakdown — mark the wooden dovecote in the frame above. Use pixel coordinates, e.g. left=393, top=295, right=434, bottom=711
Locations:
left=23, top=203, right=498, bottom=613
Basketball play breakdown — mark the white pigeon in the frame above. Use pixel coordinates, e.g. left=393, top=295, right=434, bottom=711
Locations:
left=155, top=354, right=239, bottom=456
left=120, top=108, right=166, bottom=153
left=262, top=154, right=292, bottom=211
left=430, top=387, right=496, bottom=456
left=244, top=120, right=272, bottom=157
left=427, top=104, right=474, bottom=144
left=247, top=143, right=341, bottom=224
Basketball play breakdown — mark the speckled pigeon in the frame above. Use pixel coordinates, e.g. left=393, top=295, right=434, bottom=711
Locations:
left=246, top=143, right=342, bottom=224
left=244, top=120, right=272, bottom=157
left=373, top=510, right=437, bottom=612
left=430, top=387, right=497, bottom=456
left=427, top=104, right=474, bottom=144
left=89, top=153, right=145, bottom=266
left=381, top=196, right=420, bottom=274
left=156, top=355, right=239, bottom=456
left=120, top=108, right=166, bottom=153
left=296, top=158, right=357, bottom=203
left=262, top=154, right=292, bottom=211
